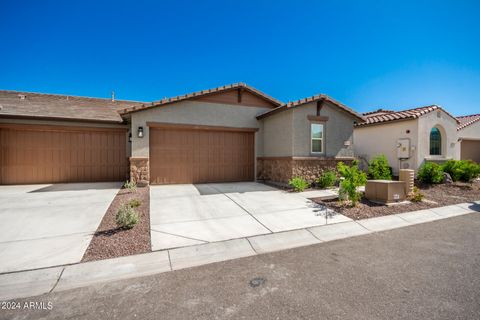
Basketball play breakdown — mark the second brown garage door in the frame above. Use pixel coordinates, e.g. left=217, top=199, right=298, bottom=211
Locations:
left=150, top=126, right=255, bottom=184
left=0, top=124, right=128, bottom=184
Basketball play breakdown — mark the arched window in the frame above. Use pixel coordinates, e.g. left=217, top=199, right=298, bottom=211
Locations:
left=430, top=127, right=442, bottom=155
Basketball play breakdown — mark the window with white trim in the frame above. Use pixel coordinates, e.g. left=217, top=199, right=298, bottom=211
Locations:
left=311, top=123, right=324, bottom=153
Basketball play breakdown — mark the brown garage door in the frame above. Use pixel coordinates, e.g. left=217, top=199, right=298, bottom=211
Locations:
left=0, top=124, right=128, bottom=184
left=461, top=139, right=480, bottom=162
left=150, top=126, right=255, bottom=184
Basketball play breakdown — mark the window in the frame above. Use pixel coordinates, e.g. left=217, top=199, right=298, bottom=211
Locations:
left=311, top=123, right=324, bottom=153
left=429, top=127, right=441, bottom=155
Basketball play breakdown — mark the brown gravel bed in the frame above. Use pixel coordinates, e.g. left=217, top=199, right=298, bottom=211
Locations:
left=315, top=180, right=480, bottom=220
left=82, top=186, right=151, bottom=262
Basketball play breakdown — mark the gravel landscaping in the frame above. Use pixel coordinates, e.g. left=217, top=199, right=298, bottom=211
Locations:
left=82, top=186, right=151, bottom=262
left=314, top=180, right=480, bottom=220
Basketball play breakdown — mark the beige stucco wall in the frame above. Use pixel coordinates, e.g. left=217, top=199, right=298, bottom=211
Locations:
left=354, top=119, right=419, bottom=175
left=292, top=101, right=356, bottom=157
left=417, top=109, right=460, bottom=166
left=130, top=100, right=270, bottom=158
left=458, top=121, right=480, bottom=140
left=261, top=110, right=293, bottom=157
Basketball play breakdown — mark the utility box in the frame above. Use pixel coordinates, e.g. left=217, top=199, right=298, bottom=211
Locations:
left=397, top=138, right=410, bottom=159
left=399, top=169, right=415, bottom=195
left=365, top=180, right=406, bottom=204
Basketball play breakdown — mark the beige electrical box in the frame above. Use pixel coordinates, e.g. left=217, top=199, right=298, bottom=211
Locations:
left=397, top=139, right=410, bottom=159
left=365, top=180, right=406, bottom=204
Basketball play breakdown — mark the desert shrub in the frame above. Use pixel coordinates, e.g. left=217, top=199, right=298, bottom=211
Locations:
left=116, top=204, right=139, bottom=229
left=123, top=180, right=137, bottom=193
left=317, top=170, right=337, bottom=189
left=128, top=199, right=142, bottom=208
left=337, top=161, right=367, bottom=205
left=408, top=186, right=424, bottom=202
left=442, top=160, right=480, bottom=182
left=368, top=154, right=392, bottom=180
left=288, top=177, right=309, bottom=192
left=417, top=162, right=444, bottom=184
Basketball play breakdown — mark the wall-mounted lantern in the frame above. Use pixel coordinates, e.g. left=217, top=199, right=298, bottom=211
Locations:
left=138, top=126, right=144, bottom=138
left=128, top=132, right=132, bottom=143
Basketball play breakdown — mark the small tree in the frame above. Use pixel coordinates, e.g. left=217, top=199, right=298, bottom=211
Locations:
left=368, top=154, right=392, bottom=180
left=337, top=161, right=367, bottom=206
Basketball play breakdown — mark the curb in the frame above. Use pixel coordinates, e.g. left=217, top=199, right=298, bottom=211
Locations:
left=1, top=201, right=478, bottom=301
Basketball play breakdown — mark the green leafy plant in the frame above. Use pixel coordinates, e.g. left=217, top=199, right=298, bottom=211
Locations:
left=288, top=177, right=309, bottom=192
left=123, top=180, right=137, bottom=193
left=368, top=154, right=392, bottom=180
left=417, top=162, right=444, bottom=184
left=116, top=204, right=139, bottom=229
left=408, top=186, right=424, bottom=202
left=128, top=199, right=142, bottom=208
left=316, top=170, right=337, bottom=189
left=337, top=161, right=367, bottom=205
left=442, top=160, right=480, bottom=182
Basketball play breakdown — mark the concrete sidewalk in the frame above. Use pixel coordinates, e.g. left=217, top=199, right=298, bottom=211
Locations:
left=1, top=201, right=478, bottom=301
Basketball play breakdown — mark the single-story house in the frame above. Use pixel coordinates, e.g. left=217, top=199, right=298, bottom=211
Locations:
left=457, top=114, right=480, bottom=162
left=353, top=105, right=477, bottom=175
left=0, top=83, right=364, bottom=185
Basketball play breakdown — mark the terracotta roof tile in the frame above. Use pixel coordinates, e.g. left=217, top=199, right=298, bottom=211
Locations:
left=357, top=105, right=460, bottom=127
left=0, top=90, right=144, bottom=123
left=457, top=114, right=480, bottom=130
left=118, top=83, right=283, bottom=115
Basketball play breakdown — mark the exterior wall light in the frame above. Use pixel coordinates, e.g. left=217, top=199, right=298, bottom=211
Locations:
left=138, top=126, right=144, bottom=138
left=128, top=132, right=132, bottom=143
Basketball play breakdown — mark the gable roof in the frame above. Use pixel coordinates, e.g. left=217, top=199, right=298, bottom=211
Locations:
left=0, top=90, right=144, bottom=123
left=457, top=114, right=480, bottom=131
left=357, top=105, right=460, bottom=127
left=256, top=94, right=365, bottom=121
left=119, top=83, right=283, bottom=115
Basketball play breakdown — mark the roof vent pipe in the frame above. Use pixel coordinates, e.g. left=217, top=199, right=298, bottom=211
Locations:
left=111, top=91, right=115, bottom=102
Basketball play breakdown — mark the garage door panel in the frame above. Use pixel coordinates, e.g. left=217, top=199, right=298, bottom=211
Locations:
left=150, top=127, right=254, bottom=184
left=0, top=126, right=128, bottom=184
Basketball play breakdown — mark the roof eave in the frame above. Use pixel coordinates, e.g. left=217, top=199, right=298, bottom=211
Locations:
left=0, top=114, right=126, bottom=124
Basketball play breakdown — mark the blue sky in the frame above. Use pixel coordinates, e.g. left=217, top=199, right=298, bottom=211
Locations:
left=0, top=0, right=479, bottom=115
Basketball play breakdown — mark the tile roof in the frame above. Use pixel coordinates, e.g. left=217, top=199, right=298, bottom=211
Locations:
left=118, top=83, right=283, bottom=115
left=457, top=114, right=480, bottom=130
left=357, top=105, right=460, bottom=127
left=0, top=90, right=144, bottom=123
left=256, top=94, right=365, bottom=121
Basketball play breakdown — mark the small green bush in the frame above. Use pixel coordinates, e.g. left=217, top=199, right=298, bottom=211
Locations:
left=368, top=154, right=392, bottom=180
left=408, top=186, right=424, bottom=202
left=442, top=159, right=480, bottom=182
left=116, top=204, right=139, bottom=229
left=317, top=170, right=337, bottom=189
left=123, top=180, right=137, bottom=193
left=288, top=177, right=309, bottom=192
left=337, top=161, right=367, bottom=205
left=128, top=199, right=142, bottom=208
left=417, top=162, right=444, bottom=184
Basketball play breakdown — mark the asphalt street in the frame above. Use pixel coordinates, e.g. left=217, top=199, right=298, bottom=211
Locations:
left=1, top=213, right=479, bottom=320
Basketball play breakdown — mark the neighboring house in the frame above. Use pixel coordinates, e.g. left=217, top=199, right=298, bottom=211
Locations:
left=457, top=114, right=480, bottom=162
left=353, top=106, right=461, bottom=175
left=0, top=83, right=364, bottom=185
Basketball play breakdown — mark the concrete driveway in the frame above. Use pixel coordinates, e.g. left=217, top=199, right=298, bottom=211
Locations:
left=0, top=182, right=121, bottom=273
left=150, top=182, right=350, bottom=250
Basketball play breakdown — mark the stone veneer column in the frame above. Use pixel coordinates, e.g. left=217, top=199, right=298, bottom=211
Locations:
left=129, top=157, right=149, bottom=186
